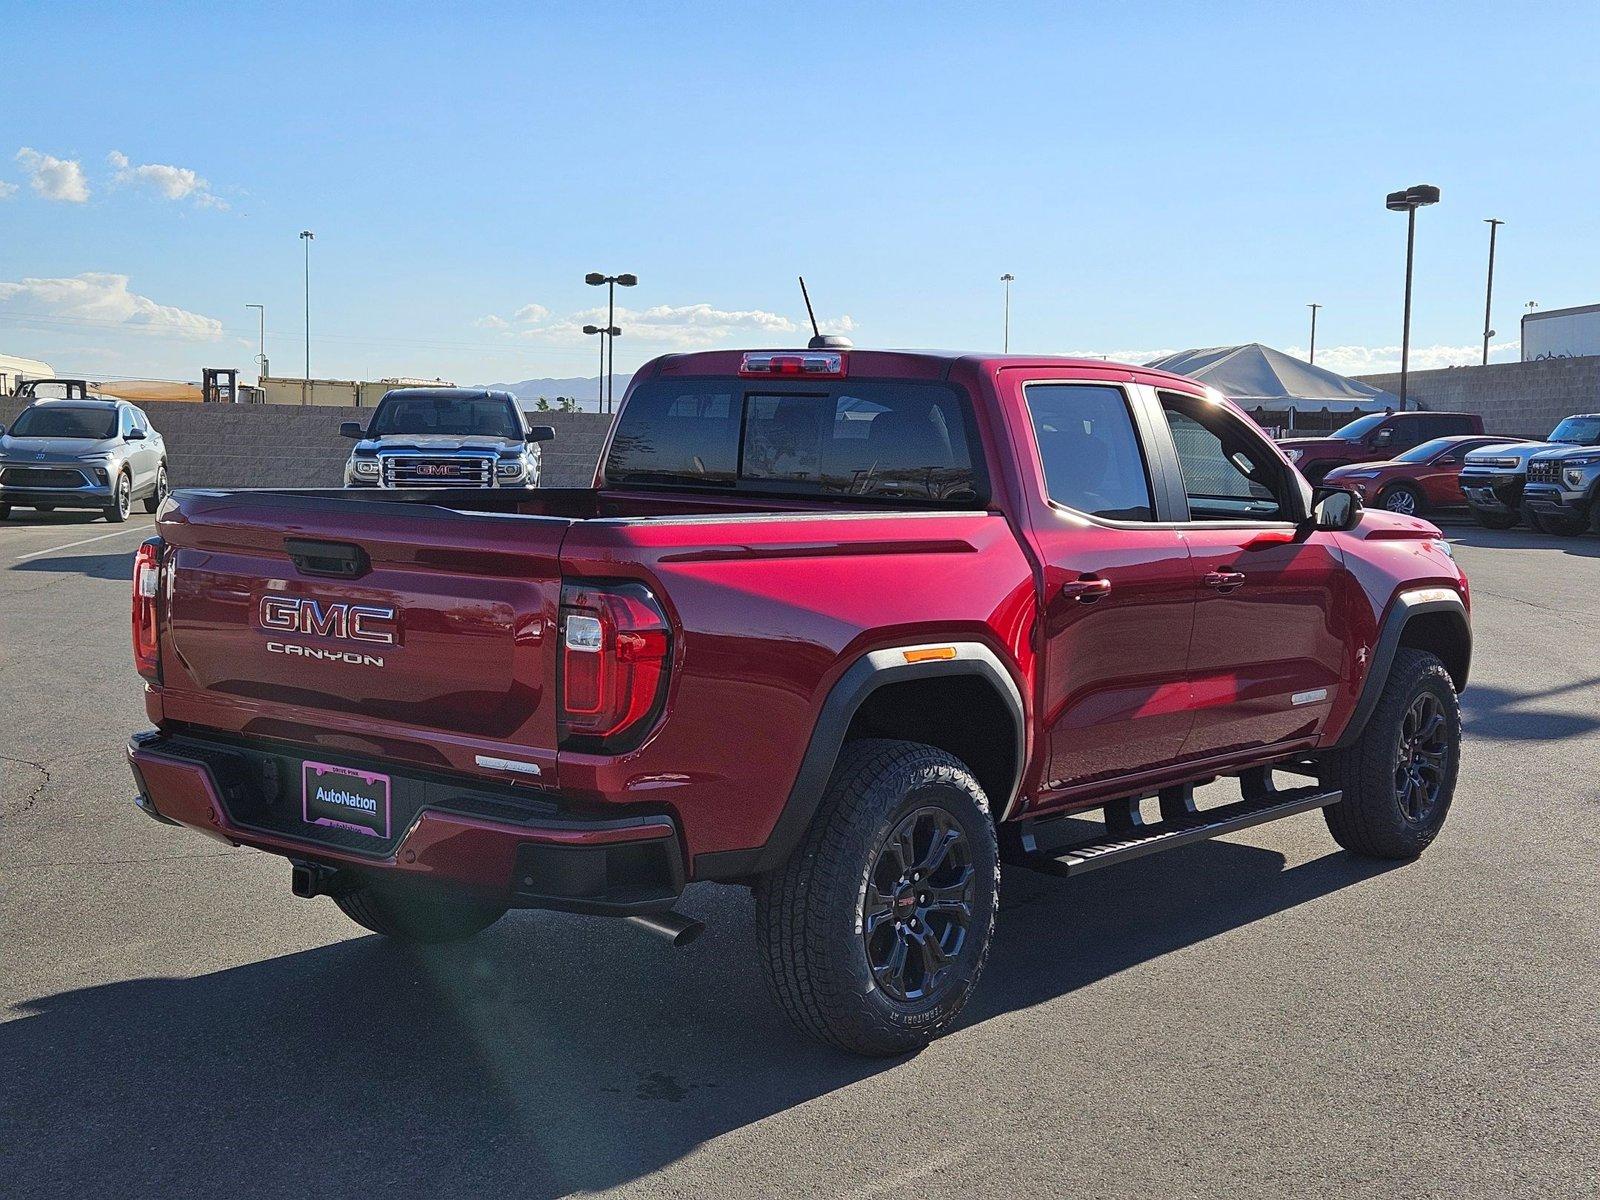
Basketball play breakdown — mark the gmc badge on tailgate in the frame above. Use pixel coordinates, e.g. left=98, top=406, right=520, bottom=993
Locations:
left=260, top=596, right=397, bottom=666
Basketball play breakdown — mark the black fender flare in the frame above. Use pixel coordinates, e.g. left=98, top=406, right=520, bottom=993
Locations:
left=1333, top=588, right=1470, bottom=750
left=692, top=641, right=1027, bottom=881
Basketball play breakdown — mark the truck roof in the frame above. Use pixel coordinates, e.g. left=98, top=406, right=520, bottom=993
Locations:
left=639, top=348, right=1206, bottom=391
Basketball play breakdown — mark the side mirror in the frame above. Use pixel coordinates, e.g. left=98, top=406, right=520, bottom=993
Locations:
left=340, top=421, right=365, bottom=439
left=125, top=427, right=146, bottom=441
left=527, top=425, right=556, bottom=443
left=1371, top=429, right=1394, bottom=448
left=1308, top=485, right=1363, bottom=533
left=0, top=423, right=6, bottom=436
left=1436, top=455, right=1457, bottom=465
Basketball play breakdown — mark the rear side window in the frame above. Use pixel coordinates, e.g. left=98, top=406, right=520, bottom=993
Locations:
left=606, top=379, right=984, bottom=503
left=1024, top=383, right=1154, bottom=521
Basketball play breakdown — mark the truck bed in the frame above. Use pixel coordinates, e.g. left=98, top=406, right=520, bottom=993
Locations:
left=149, top=484, right=1031, bottom=864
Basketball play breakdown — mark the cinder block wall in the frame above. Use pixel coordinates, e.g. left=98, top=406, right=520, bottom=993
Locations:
left=0, top=400, right=615, bottom=489
left=1355, top=357, right=1600, bottom=439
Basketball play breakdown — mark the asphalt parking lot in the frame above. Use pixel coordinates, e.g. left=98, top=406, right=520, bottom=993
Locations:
left=2, top=510, right=1596, bottom=1199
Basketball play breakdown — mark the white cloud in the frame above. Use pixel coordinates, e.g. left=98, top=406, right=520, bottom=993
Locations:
left=0, top=273, right=223, bottom=341
left=1283, top=341, right=1521, bottom=375
left=485, top=301, right=855, bottom=350
left=0, top=179, right=16, bottom=200
left=15, top=147, right=89, bottom=202
left=108, top=149, right=228, bottom=209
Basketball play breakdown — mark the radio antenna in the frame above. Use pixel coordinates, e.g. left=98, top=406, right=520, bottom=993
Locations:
left=798, top=276, right=821, bottom=341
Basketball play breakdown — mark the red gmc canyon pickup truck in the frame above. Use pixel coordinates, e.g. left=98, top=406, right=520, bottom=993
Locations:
left=128, top=346, right=1470, bottom=1055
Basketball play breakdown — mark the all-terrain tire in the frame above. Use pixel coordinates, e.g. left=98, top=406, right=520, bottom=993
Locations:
left=755, top=738, right=1000, bottom=1056
left=1322, top=648, right=1460, bottom=859
left=1469, top=507, right=1518, bottom=530
left=334, top=877, right=506, bottom=943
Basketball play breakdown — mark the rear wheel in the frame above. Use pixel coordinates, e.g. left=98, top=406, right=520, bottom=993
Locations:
left=755, top=739, right=999, bottom=1056
left=334, top=877, right=506, bottom=943
left=1322, top=648, right=1460, bottom=859
left=1469, top=507, right=1518, bottom=529
left=1378, top=483, right=1422, bottom=516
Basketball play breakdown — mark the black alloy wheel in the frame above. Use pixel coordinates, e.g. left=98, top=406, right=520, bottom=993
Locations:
left=862, top=806, right=976, bottom=1004
left=1394, top=691, right=1449, bottom=824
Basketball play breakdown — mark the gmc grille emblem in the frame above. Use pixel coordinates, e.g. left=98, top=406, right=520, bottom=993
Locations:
left=259, top=596, right=397, bottom=645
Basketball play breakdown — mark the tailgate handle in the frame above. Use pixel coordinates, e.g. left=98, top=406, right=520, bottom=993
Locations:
left=286, top=538, right=370, bottom=579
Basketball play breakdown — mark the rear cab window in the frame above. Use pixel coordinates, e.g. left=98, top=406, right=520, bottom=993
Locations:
left=604, top=378, right=986, bottom=504
left=1021, top=383, right=1155, bottom=521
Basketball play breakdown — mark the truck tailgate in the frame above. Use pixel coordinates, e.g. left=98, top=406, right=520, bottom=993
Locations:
left=156, top=491, right=568, bottom=783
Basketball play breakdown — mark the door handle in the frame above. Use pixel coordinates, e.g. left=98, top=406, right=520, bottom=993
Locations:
left=1203, top=569, right=1246, bottom=593
left=1061, top=576, right=1112, bottom=603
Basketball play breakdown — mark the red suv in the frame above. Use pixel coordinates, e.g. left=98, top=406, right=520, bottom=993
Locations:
left=127, top=347, right=1470, bottom=1055
left=1279, top=411, right=1485, bottom=482
left=1323, top=435, right=1528, bottom=516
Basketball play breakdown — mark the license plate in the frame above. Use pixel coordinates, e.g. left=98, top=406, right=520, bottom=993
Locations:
left=302, top=761, right=390, bottom=839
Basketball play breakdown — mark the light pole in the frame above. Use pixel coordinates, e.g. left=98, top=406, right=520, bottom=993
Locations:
left=1307, top=303, right=1322, bottom=365
left=1481, top=218, right=1505, bottom=366
left=299, top=230, right=314, bottom=404
left=245, top=303, right=266, bottom=379
left=586, top=272, right=637, bottom=413
left=583, top=323, right=621, bottom=412
left=1000, top=273, right=1015, bottom=352
left=1385, top=184, right=1441, bottom=407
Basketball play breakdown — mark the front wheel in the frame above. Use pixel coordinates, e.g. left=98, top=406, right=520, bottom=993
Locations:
left=106, top=472, right=132, bottom=523
left=1470, top=507, right=1518, bottom=530
left=334, top=877, right=506, bottom=943
left=1378, top=483, right=1423, bottom=516
left=755, top=739, right=1000, bottom=1056
left=1322, top=648, right=1460, bottom=859
left=142, top=464, right=169, bottom=513
left=1537, top=512, right=1587, bottom=536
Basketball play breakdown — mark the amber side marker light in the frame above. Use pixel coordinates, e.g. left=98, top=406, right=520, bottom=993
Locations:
left=903, top=646, right=957, bottom=664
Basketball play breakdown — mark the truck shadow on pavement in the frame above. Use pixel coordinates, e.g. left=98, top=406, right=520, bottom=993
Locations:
left=1461, top=676, right=1600, bottom=742
left=9, top=551, right=135, bottom=580
left=2, top=841, right=1393, bottom=1199
left=1445, top=525, right=1600, bottom=557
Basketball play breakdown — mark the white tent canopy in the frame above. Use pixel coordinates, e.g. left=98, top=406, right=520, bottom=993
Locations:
left=1145, top=344, right=1400, bottom=424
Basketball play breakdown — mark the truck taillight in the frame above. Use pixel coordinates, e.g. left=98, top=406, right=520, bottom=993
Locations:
left=559, top=581, right=671, bottom=747
left=739, top=350, right=846, bottom=377
left=132, top=537, right=163, bottom=681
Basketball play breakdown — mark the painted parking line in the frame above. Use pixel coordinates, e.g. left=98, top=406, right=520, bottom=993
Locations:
left=10, top=521, right=157, bottom=563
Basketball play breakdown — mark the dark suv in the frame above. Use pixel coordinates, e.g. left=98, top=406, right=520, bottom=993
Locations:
left=1279, top=411, right=1484, bottom=483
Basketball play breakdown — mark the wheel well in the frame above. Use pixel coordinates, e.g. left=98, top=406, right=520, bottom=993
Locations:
left=842, top=675, right=1019, bottom=814
left=1398, top=610, right=1470, bottom=690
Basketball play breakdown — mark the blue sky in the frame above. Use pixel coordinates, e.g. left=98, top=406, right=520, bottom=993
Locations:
left=3, top=1, right=1598, bottom=388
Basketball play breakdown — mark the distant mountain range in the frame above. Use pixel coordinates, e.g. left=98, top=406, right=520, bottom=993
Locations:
left=483, top=375, right=633, bottom=412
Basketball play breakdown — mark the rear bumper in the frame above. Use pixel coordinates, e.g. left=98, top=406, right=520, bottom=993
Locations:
left=126, top=731, right=685, bottom=914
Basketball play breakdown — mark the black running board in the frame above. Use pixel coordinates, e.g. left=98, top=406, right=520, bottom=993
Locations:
left=1007, top=785, right=1342, bottom=879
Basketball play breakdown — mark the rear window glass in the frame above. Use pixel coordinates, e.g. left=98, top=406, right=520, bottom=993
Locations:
left=605, top=379, right=985, bottom=504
